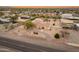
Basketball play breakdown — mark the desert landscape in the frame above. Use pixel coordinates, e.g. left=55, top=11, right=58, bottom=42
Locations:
left=0, top=6, right=79, bottom=51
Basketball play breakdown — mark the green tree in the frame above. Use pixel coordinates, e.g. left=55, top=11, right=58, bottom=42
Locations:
left=24, top=20, right=35, bottom=29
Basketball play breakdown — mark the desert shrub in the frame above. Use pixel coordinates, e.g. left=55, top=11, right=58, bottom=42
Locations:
left=24, top=20, right=35, bottom=29
left=54, top=33, right=60, bottom=39
left=33, top=32, right=38, bottom=35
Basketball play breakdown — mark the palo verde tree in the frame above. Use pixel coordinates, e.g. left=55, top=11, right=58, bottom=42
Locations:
left=24, top=20, right=35, bottom=29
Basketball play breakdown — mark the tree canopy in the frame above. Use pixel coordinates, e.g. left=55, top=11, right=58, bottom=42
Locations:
left=24, top=20, right=35, bottom=29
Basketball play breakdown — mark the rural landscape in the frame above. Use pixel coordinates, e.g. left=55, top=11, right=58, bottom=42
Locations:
left=0, top=6, right=79, bottom=51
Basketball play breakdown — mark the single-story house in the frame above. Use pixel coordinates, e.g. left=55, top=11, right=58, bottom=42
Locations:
left=61, top=19, right=74, bottom=24
left=61, top=13, right=79, bottom=29
left=60, top=19, right=74, bottom=29
left=0, top=18, right=10, bottom=23
left=17, top=15, right=30, bottom=22
left=61, top=14, right=79, bottom=20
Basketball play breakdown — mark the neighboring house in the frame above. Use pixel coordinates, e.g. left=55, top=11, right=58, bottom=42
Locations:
left=17, top=15, right=30, bottom=22
left=61, top=19, right=74, bottom=24
left=61, top=14, right=79, bottom=20
left=61, top=14, right=72, bottom=19
left=60, top=19, right=74, bottom=29
left=0, top=18, right=10, bottom=23
left=61, top=13, right=79, bottom=29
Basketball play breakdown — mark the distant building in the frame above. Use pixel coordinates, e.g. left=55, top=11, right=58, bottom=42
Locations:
left=61, top=14, right=79, bottom=20
left=61, top=19, right=74, bottom=24
left=60, top=19, right=74, bottom=29
left=0, top=18, right=10, bottom=23
left=17, top=15, right=30, bottom=22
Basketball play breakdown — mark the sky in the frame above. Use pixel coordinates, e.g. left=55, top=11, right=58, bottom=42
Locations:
left=0, top=0, right=79, bottom=6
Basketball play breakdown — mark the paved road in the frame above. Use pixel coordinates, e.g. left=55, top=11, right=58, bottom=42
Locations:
left=0, top=36, right=65, bottom=52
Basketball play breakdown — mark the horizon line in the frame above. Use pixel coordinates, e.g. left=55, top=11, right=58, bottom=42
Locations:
left=15, top=6, right=79, bottom=8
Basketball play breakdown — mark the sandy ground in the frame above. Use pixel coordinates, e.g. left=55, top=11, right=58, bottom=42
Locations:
left=0, top=45, right=20, bottom=52
left=1, top=18, right=79, bottom=51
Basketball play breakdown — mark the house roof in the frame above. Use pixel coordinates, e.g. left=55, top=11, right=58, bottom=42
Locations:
left=61, top=19, right=74, bottom=23
left=61, top=14, right=79, bottom=20
left=0, top=18, right=10, bottom=22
